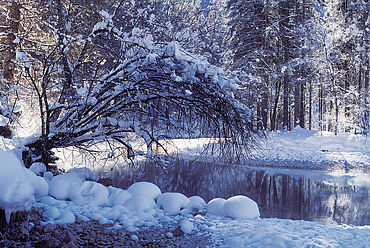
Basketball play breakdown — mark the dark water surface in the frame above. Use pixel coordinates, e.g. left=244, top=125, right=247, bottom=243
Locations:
left=112, top=159, right=370, bottom=226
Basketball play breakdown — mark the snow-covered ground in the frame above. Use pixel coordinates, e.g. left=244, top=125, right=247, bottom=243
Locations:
left=250, top=127, right=369, bottom=170
left=209, top=216, right=370, bottom=247
left=159, top=127, right=369, bottom=170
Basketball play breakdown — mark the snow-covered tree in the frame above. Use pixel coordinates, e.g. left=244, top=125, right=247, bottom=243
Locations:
left=14, top=4, right=257, bottom=170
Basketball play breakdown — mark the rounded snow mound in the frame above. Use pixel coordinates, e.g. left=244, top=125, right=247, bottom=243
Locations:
left=0, top=149, right=48, bottom=222
left=107, top=186, right=132, bottom=206
left=223, top=195, right=260, bottom=219
left=206, top=198, right=226, bottom=216
left=69, top=181, right=109, bottom=206
left=124, top=194, right=156, bottom=211
left=48, top=173, right=83, bottom=200
left=180, top=219, right=194, bottom=234
left=29, top=162, right=46, bottom=176
left=157, top=192, right=190, bottom=215
left=185, top=196, right=207, bottom=210
left=127, top=182, right=161, bottom=200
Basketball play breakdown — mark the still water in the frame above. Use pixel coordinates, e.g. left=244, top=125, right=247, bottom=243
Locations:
left=111, top=159, right=369, bottom=226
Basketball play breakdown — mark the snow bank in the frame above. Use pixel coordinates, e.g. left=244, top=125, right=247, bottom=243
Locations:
left=0, top=149, right=48, bottom=222
left=166, top=127, right=369, bottom=170
left=223, top=195, right=260, bottom=219
left=249, top=127, right=370, bottom=169
left=30, top=171, right=370, bottom=248
left=45, top=206, right=61, bottom=219
left=210, top=216, right=370, bottom=247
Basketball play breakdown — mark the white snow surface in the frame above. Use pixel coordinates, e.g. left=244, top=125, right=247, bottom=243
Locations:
left=48, top=173, right=83, bottom=200
left=180, top=219, right=194, bottom=234
left=209, top=217, right=370, bottom=247
left=29, top=162, right=46, bottom=176
left=185, top=196, right=207, bottom=210
left=0, top=149, right=48, bottom=222
left=162, top=127, right=369, bottom=170
left=127, top=182, right=161, bottom=200
left=223, top=195, right=260, bottom=219
left=157, top=192, right=190, bottom=215
left=69, top=181, right=109, bottom=206
left=250, top=127, right=370, bottom=169
left=207, top=198, right=226, bottom=216
left=123, top=194, right=156, bottom=211
left=107, top=186, right=132, bottom=206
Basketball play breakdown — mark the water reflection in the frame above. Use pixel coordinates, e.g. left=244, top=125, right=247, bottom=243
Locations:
left=111, top=159, right=369, bottom=226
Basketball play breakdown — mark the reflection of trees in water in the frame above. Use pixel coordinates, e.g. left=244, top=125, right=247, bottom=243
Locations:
left=112, top=159, right=369, bottom=226
left=248, top=172, right=369, bottom=226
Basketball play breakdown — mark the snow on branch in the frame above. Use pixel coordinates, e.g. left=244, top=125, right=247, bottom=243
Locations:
left=24, top=9, right=258, bottom=167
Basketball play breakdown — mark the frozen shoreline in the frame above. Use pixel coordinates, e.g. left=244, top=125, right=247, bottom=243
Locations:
left=162, top=127, right=369, bottom=171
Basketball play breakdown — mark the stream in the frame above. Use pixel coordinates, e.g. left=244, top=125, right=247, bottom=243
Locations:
left=111, top=159, right=369, bottom=226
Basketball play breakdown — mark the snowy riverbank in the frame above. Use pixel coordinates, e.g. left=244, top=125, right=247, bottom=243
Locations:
left=161, top=127, right=369, bottom=171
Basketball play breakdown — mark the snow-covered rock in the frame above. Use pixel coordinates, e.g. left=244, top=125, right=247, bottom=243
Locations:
left=0, top=149, right=49, bottom=222
left=43, top=171, right=53, bottom=181
left=123, top=194, right=156, bottom=211
left=55, top=211, right=75, bottom=224
left=127, top=182, right=161, bottom=200
left=107, top=186, right=132, bottom=206
left=206, top=198, right=226, bottom=216
left=180, top=219, right=194, bottom=234
left=25, top=169, right=49, bottom=198
left=157, top=192, right=190, bottom=215
left=69, top=181, right=109, bottom=206
left=185, top=195, right=207, bottom=210
left=48, top=173, right=83, bottom=200
left=223, top=195, right=260, bottom=219
left=29, top=162, right=46, bottom=176
left=40, top=196, right=58, bottom=205
left=45, top=206, right=61, bottom=219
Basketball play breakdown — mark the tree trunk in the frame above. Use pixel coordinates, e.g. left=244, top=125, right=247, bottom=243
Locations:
left=271, top=80, right=282, bottom=130
left=299, top=82, right=305, bottom=128
left=283, top=75, right=290, bottom=130
left=308, top=81, right=312, bottom=130
left=3, top=1, right=20, bottom=87
left=261, top=88, right=269, bottom=130
left=294, top=83, right=300, bottom=127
